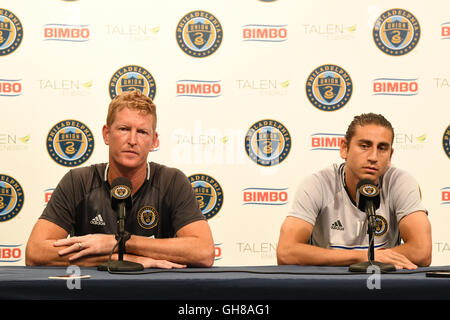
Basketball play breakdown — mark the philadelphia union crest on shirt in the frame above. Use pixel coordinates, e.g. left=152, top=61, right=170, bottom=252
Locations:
left=306, top=64, right=352, bottom=111
left=109, top=65, right=156, bottom=100
left=373, top=9, right=420, bottom=56
left=443, top=125, right=450, bottom=159
left=188, top=174, right=223, bottom=220
left=0, top=174, right=24, bottom=222
left=373, top=215, right=388, bottom=236
left=176, top=10, right=223, bottom=58
left=0, top=9, right=23, bottom=56
left=46, top=120, right=94, bottom=167
left=245, top=119, right=291, bottom=166
left=137, top=206, right=159, bottom=230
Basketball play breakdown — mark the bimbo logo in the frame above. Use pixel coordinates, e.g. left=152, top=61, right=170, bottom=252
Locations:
left=0, top=244, right=22, bottom=262
left=176, top=80, right=221, bottom=98
left=43, top=24, right=90, bottom=42
left=242, top=24, right=287, bottom=42
left=44, top=188, right=54, bottom=206
left=372, top=78, right=418, bottom=96
left=441, top=187, right=450, bottom=205
left=242, top=188, right=288, bottom=205
left=311, top=133, right=344, bottom=151
left=0, top=78, right=22, bottom=96
left=215, top=243, right=222, bottom=261
left=441, top=22, right=450, bottom=39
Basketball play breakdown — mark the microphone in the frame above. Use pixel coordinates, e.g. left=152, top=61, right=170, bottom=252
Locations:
left=349, top=179, right=395, bottom=273
left=97, top=177, right=143, bottom=272
left=356, top=179, right=380, bottom=232
left=111, top=177, right=133, bottom=208
left=110, top=177, right=133, bottom=238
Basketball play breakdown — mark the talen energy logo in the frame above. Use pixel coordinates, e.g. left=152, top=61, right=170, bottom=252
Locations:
left=176, top=80, right=221, bottom=98
left=43, top=24, right=90, bottom=42
left=372, top=78, right=418, bottom=96
left=0, top=174, right=24, bottom=222
left=242, top=188, right=288, bottom=205
left=0, top=9, right=23, bottom=56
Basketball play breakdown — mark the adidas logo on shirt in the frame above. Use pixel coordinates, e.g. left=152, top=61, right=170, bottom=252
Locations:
left=90, top=214, right=106, bottom=226
left=331, top=220, right=344, bottom=231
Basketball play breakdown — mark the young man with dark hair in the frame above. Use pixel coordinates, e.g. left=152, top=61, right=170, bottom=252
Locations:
left=277, top=113, right=431, bottom=269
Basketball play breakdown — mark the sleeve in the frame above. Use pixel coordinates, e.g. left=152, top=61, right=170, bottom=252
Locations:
left=40, top=170, right=77, bottom=235
left=287, top=173, right=324, bottom=226
left=166, top=169, right=206, bottom=233
left=388, top=168, right=428, bottom=223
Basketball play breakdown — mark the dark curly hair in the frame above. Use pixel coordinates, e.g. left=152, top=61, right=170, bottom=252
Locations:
left=344, top=113, right=394, bottom=145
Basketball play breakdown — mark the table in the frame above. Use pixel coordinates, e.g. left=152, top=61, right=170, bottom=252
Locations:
left=2, top=265, right=450, bottom=301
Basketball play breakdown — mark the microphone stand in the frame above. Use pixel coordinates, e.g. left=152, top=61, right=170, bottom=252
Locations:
left=98, top=202, right=144, bottom=272
left=349, top=204, right=395, bottom=273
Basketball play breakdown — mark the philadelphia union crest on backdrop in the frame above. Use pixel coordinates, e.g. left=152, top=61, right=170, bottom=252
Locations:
left=188, top=174, right=223, bottom=220
left=443, top=125, right=450, bottom=159
left=109, top=65, right=157, bottom=100
left=46, top=120, right=94, bottom=167
left=245, top=119, right=291, bottom=166
left=0, top=9, right=23, bottom=56
left=176, top=10, right=223, bottom=58
left=306, top=64, right=353, bottom=112
left=373, top=8, right=420, bottom=56
left=0, top=174, right=24, bottom=222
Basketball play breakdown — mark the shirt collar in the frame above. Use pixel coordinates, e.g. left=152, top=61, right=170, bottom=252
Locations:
left=104, top=162, right=150, bottom=182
